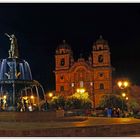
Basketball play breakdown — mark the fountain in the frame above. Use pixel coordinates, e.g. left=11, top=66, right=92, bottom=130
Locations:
left=0, top=33, right=45, bottom=111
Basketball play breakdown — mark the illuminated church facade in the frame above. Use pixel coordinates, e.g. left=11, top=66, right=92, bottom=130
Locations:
left=55, top=36, right=113, bottom=107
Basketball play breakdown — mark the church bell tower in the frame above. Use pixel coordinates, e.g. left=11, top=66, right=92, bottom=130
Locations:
left=92, top=35, right=112, bottom=105
left=55, top=40, right=73, bottom=71
left=55, top=40, right=74, bottom=94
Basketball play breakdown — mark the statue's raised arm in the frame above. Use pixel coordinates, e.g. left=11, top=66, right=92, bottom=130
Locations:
left=5, top=33, right=11, bottom=39
left=5, top=33, right=19, bottom=58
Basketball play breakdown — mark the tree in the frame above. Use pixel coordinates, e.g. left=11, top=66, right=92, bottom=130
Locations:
left=127, top=99, right=140, bottom=114
left=65, top=97, right=92, bottom=109
left=65, top=91, right=92, bottom=109
left=98, top=94, right=127, bottom=110
left=49, top=91, right=92, bottom=110
left=49, top=95, right=65, bottom=109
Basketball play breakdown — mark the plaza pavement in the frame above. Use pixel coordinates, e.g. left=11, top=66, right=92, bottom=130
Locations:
left=0, top=117, right=140, bottom=136
left=0, top=117, right=139, bottom=130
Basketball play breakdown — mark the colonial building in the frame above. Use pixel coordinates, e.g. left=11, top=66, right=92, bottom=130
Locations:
left=55, top=36, right=113, bottom=107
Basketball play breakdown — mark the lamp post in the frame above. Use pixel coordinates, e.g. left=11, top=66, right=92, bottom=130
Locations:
left=117, top=80, right=129, bottom=89
left=76, top=88, right=85, bottom=95
left=47, top=92, right=53, bottom=101
left=48, top=92, right=53, bottom=98
left=126, top=97, right=129, bottom=100
left=117, top=80, right=129, bottom=112
left=121, top=92, right=126, bottom=113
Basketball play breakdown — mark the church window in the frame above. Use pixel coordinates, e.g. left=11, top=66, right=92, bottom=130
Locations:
left=100, top=83, right=104, bottom=89
left=99, top=46, right=102, bottom=50
left=71, top=83, right=74, bottom=87
left=99, top=73, right=103, bottom=77
left=60, top=75, right=64, bottom=80
left=98, top=55, right=103, bottom=63
left=60, top=86, right=64, bottom=91
left=60, top=58, right=65, bottom=66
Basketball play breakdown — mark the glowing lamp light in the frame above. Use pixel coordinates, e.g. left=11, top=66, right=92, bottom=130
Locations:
left=124, top=81, right=128, bottom=87
left=80, top=88, right=85, bottom=93
left=48, top=92, right=53, bottom=98
left=117, top=80, right=129, bottom=89
left=77, top=89, right=80, bottom=93
left=126, top=97, right=129, bottom=100
left=31, top=95, right=34, bottom=99
left=3, top=95, right=6, bottom=99
left=117, top=81, right=122, bottom=87
left=122, top=93, right=126, bottom=97
left=77, top=88, right=85, bottom=94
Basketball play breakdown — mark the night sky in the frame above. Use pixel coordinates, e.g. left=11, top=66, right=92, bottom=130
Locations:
left=0, top=3, right=140, bottom=91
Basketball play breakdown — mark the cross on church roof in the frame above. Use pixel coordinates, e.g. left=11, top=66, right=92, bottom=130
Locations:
left=99, top=35, right=103, bottom=40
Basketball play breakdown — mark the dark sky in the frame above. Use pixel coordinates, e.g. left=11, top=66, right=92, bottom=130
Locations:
left=0, top=3, right=140, bottom=90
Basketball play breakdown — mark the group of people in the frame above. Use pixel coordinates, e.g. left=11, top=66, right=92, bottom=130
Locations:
left=105, top=107, right=121, bottom=117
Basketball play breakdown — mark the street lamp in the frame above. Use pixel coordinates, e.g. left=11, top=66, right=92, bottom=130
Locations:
left=117, top=80, right=129, bottom=89
left=48, top=92, right=53, bottom=98
left=76, top=88, right=86, bottom=99
left=3, top=95, right=7, bottom=100
left=117, top=80, right=130, bottom=113
left=124, top=81, right=129, bottom=87
left=122, top=93, right=126, bottom=98
left=126, top=97, right=129, bottom=100
left=30, top=95, right=34, bottom=99
left=121, top=93, right=127, bottom=113
left=76, top=88, right=85, bottom=94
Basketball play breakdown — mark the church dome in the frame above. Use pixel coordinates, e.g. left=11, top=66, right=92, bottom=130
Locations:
left=93, top=35, right=109, bottom=51
left=95, top=35, right=108, bottom=45
left=56, top=40, right=72, bottom=54
left=57, top=40, right=71, bottom=49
